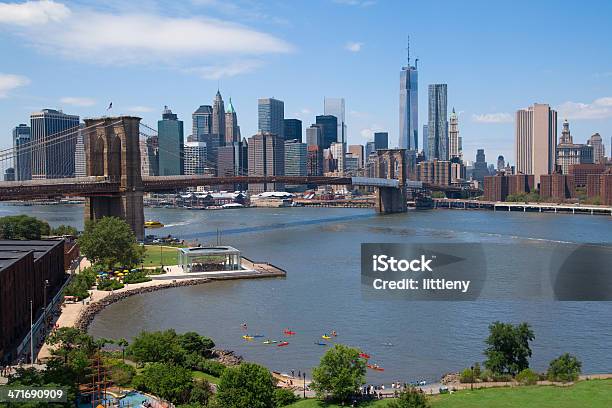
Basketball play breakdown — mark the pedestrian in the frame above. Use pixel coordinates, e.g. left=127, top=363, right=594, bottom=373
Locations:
left=291, top=370, right=295, bottom=378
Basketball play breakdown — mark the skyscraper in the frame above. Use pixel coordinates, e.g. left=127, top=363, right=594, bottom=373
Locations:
left=515, top=103, right=557, bottom=186
left=212, top=90, right=226, bottom=143
left=218, top=140, right=248, bottom=190
left=192, top=105, right=213, bottom=141
left=324, top=98, right=346, bottom=145
left=448, top=108, right=460, bottom=159
left=306, top=125, right=322, bottom=147
left=284, top=140, right=308, bottom=177
left=30, top=109, right=79, bottom=179
left=248, top=131, right=285, bottom=193
left=315, top=115, right=338, bottom=149
left=183, top=142, right=207, bottom=175
left=472, top=149, right=489, bottom=183
left=283, top=119, right=302, bottom=142
left=258, top=98, right=284, bottom=138
left=588, top=133, right=605, bottom=164
left=422, top=125, right=428, bottom=159
left=330, top=142, right=345, bottom=173
left=12, top=124, right=31, bottom=181
left=348, top=145, right=364, bottom=168
left=74, top=125, right=86, bottom=178
left=158, top=106, right=184, bottom=176
left=374, top=132, right=389, bottom=150
left=427, top=84, right=448, bottom=160
left=224, top=98, right=240, bottom=144
left=497, top=155, right=505, bottom=171
left=556, top=119, right=593, bottom=174
left=399, top=41, right=418, bottom=150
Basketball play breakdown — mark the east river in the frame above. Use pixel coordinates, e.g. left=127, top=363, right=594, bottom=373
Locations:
left=2, top=203, right=611, bottom=383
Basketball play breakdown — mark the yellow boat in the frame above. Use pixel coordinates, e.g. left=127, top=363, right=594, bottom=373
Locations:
left=144, top=220, right=164, bottom=228
left=322, top=335, right=332, bottom=340
left=242, top=335, right=254, bottom=341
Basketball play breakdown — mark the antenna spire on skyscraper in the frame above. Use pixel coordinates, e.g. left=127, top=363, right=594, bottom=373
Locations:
left=406, top=35, right=410, bottom=65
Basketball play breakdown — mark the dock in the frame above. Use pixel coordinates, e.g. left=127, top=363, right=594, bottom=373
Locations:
left=431, top=198, right=612, bottom=216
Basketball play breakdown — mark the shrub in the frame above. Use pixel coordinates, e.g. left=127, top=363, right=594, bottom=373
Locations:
left=123, top=270, right=151, bottom=284
left=107, top=361, right=136, bottom=386
left=97, top=279, right=124, bottom=291
left=387, top=387, right=430, bottom=408
left=459, top=368, right=475, bottom=384
left=516, top=368, right=539, bottom=385
left=547, top=353, right=582, bottom=382
left=273, top=388, right=299, bottom=407
left=199, top=359, right=226, bottom=378
left=64, top=267, right=98, bottom=299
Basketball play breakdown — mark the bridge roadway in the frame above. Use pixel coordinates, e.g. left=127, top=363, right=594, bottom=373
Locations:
left=0, top=176, right=399, bottom=201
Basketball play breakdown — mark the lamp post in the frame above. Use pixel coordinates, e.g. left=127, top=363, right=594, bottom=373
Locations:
left=303, top=372, right=306, bottom=399
left=42, top=279, right=49, bottom=323
left=470, top=365, right=474, bottom=391
left=30, top=300, right=33, bottom=367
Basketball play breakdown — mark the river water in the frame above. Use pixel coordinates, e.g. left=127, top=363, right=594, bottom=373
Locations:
left=2, top=203, right=611, bottom=383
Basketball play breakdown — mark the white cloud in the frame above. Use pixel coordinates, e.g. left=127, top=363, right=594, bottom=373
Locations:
left=60, top=96, right=96, bottom=107
left=556, top=97, right=612, bottom=120
left=183, top=60, right=263, bottom=80
left=471, top=113, right=513, bottom=123
left=0, top=0, right=292, bottom=74
left=127, top=106, right=155, bottom=113
left=345, top=42, right=363, bottom=52
left=0, top=73, right=30, bottom=97
left=359, top=125, right=384, bottom=140
left=0, top=0, right=70, bottom=26
left=293, top=108, right=312, bottom=119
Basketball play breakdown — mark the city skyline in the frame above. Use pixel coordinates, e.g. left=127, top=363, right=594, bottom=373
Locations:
left=0, top=0, right=611, bottom=165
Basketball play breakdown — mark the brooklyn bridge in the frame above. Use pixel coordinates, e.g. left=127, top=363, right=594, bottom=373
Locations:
left=0, top=116, right=417, bottom=239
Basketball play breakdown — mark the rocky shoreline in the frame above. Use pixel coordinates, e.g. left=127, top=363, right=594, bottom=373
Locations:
left=74, top=278, right=212, bottom=331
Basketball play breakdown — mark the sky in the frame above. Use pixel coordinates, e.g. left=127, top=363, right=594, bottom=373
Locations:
left=1, top=0, right=611, bottom=167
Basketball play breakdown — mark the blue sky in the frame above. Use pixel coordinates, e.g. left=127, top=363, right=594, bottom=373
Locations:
left=1, top=0, right=611, bottom=166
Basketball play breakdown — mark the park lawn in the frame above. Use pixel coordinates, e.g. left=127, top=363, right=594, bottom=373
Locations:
left=430, top=379, right=612, bottom=408
left=286, top=400, right=391, bottom=407
left=191, top=370, right=220, bottom=384
left=143, top=245, right=179, bottom=266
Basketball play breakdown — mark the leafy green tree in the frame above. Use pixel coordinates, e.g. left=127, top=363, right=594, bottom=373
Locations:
left=310, top=344, right=366, bottom=403
left=50, top=224, right=78, bottom=236
left=387, top=387, right=430, bottom=408
left=133, top=362, right=193, bottom=404
left=484, top=321, right=535, bottom=376
left=46, top=327, right=96, bottom=365
left=0, top=215, right=50, bottom=239
left=190, top=379, right=213, bottom=406
left=106, top=360, right=136, bottom=386
left=273, top=388, right=299, bottom=407
left=547, top=353, right=582, bottom=382
left=127, top=329, right=185, bottom=364
left=63, top=267, right=97, bottom=299
left=179, top=331, right=215, bottom=357
left=117, top=338, right=129, bottom=362
left=78, top=216, right=144, bottom=267
left=216, top=362, right=276, bottom=408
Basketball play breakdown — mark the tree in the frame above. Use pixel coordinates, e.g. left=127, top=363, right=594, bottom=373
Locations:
left=78, top=216, right=144, bottom=267
left=0, top=215, right=50, bottom=240
left=516, top=368, right=539, bottom=385
left=547, top=353, right=582, bottom=382
left=46, top=327, right=96, bottom=365
left=127, top=329, right=185, bottom=365
left=190, top=379, right=213, bottom=406
left=117, top=338, right=129, bottom=363
left=310, top=344, right=366, bottom=403
left=484, top=321, right=534, bottom=376
left=216, top=362, right=276, bottom=408
left=179, top=331, right=215, bottom=357
left=387, top=387, right=430, bottom=408
left=133, top=362, right=193, bottom=404
left=273, top=388, right=299, bottom=407
left=50, top=224, right=78, bottom=236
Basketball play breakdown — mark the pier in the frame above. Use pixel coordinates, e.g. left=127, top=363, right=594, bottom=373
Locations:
left=431, top=198, right=612, bottom=216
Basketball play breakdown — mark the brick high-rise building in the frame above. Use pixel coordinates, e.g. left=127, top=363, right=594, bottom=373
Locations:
left=540, top=174, right=574, bottom=200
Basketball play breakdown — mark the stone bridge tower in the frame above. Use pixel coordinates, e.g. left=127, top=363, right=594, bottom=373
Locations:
left=83, top=116, right=145, bottom=240
left=375, top=149, right=408, bottom=213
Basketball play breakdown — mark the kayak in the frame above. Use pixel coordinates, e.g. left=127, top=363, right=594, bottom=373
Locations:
left=321, top=335, right=332, bottom=340
left=283, top=330, right=296, bottom=336
left=263, top=340, right=277, bottom=344
left=252, top=335, right=265, bottom=338
left=367, top=364, right=385, bottom=372
left=314, top=342, right=327, bottom=346
left=359, top=353, right=371, bottom=359
left=278, top=341, right=290, bottom=347
left=242, top=335, right=254, bottom=340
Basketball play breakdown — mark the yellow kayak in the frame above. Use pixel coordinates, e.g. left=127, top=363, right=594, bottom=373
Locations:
left=242, top=335, right=254, bottom=341
left=322, top=335, right=332, bottom=340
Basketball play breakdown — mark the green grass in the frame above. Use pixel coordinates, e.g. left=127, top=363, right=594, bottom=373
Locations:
left=430, top=379, right=612, bottom=408
left=143, top=245, right=179, bottom=266
left=191, top=370, right=220, bottom=384
left=285, top=380, right=612, bottom=408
